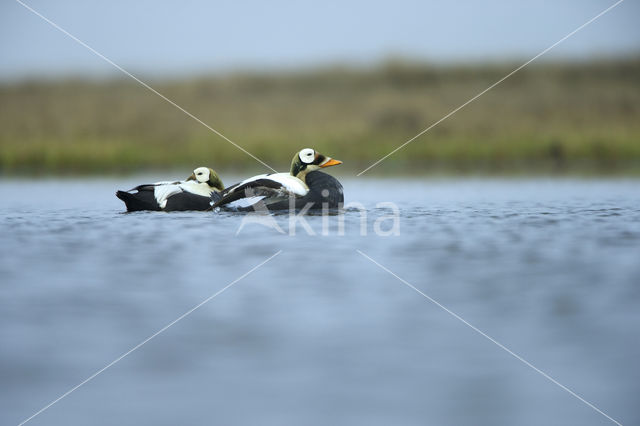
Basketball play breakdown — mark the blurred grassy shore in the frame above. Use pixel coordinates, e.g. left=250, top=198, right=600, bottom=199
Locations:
left=1, top=59, right=639, bottom=176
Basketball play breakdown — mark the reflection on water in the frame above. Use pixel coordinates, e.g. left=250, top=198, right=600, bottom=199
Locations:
left=1, top=178, right=639, bottom=426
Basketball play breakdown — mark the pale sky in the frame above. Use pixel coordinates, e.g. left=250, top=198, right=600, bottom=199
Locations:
left=1, top=0, right=639, bottom=80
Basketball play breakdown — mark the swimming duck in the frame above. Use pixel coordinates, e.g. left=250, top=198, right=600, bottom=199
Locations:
left=211, top=148, right=343, bottom=211
left=116, top=167, right=224, bottom=212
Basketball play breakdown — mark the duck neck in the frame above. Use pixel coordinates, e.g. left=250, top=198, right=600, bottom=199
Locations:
left=294, top=168, right=311, bottom=184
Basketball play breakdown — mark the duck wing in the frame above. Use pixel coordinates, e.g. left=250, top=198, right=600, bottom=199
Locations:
left=117, top=179, right=218, bottom=212
left=127, top=180, right=181, bottom=193
left=123, top=180, right=210, bottom=210
left=212, top=173, right=308, bottom=210
left=263, top=171, right=344, bottom=210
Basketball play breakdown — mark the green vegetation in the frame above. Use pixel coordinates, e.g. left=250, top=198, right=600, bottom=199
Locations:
left=1, top=59, right=639, bottom=175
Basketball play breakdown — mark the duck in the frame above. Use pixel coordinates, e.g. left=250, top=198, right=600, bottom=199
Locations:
left=211, top=148, right=343, bottom=211
left=116, top=167, right=224, bottom=212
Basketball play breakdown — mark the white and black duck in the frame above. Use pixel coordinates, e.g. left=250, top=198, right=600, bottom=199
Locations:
left=116, top=167, right=224, bottom=212
left=211, top=148, right=343, bottom=211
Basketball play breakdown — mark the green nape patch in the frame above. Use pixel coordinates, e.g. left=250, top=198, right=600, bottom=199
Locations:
left=1, top=59, right=639, bottom=175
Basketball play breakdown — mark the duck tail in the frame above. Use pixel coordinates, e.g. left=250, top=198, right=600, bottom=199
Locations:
left=116, top=190, right=159, bottom=212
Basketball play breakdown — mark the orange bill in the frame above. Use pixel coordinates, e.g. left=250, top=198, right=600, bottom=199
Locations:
left=320, top=158, right=342, bottom=168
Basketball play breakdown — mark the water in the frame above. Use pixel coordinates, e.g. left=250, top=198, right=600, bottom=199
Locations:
left=1, top=177, right=639, bottom=426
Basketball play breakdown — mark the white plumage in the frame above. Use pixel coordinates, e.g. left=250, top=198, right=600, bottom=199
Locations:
left=237, top=173, right=309, bottom=196
left=153, top=181, right=215, bottom=208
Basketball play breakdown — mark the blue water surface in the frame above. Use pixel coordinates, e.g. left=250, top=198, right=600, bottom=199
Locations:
left=1, top=177, right=638, bottom=426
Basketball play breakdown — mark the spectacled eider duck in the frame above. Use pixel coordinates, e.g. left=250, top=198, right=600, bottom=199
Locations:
left=116, top=167, right=224, bottom=212
left=211, top=148, right=343, bottom=211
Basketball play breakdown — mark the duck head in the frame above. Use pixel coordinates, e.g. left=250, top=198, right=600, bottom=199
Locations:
left=186, top=167, right=225, bottom=191
left=290, top=148, right=342, bottom=179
